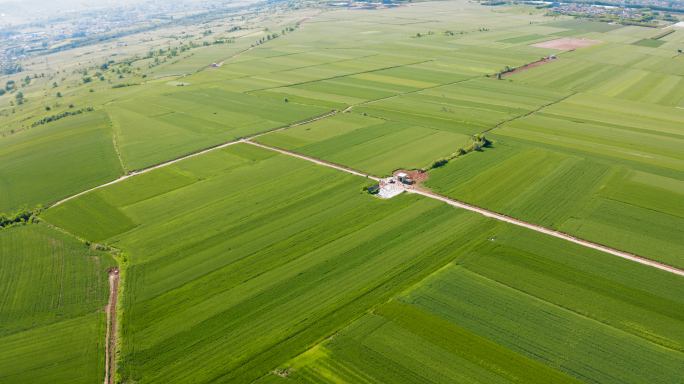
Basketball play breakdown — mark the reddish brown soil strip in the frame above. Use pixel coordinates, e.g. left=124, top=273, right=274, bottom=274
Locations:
left=105, top=268, right=119, bottom=384
left=530, top=37, right=601, bottom=50
left=500, top=57, right=558, bottom=78
left=393, top=169, right=429, bottom=184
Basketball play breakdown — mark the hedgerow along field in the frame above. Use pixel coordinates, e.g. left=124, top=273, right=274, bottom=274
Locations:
left=0, top=225, right=114, bottom=383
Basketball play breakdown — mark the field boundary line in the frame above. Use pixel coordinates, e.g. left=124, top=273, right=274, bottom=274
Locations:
left=360, top=75, right=475, bottom=106
left=341, top=75, right=477, bottom=116
left=212, top=45, right=256, bottom=68
left=49, top=140, right=243, bottom=207
left=248, top=110, right=339, bottom=140
left=482, top=91, right=578, bottom=135
left=242, top=141, right=684, bottom=278
left=47, top=115, right=684, bottom=277
left=112, top=134, right=127, bottom=174
left=50, top=109, right=339, bottom=208
left=244, top=140, right=382, bottom=181
left=242, top=59, right=433, bottom=95
left=207, top=13, right=318, bottom=70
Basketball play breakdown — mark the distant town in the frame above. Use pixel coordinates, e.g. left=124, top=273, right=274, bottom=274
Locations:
left=0, top=0, right=250, bottom=73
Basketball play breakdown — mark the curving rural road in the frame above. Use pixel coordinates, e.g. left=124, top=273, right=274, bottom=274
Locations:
left=50, top=118, right=684, bottom=280
left=242, top=140, right=684, bottom=278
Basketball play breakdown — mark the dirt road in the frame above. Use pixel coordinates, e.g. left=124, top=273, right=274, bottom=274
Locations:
left=246, top=141, right=381, bottom=181
left=105, top=268, right=119, bottom=384
left=402, top=188, right=684, bottom=277
left=51, top=140, right=243, bottom=207
left=241, top=141, right=684, bottom=277
left=209, top=46, right=256, bottom=68
left=51, top=110, right=338, bottom=208
left=49, top=116, right=684, bottom=278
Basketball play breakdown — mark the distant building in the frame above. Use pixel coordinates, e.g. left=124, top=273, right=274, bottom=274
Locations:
left=212, top=63, right=218, bottom=67
left=397, top=173, right=408, bottom=184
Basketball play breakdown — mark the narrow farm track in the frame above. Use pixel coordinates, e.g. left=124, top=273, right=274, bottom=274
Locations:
left=50, top=110, right=337, bottom=207
left=403, top=188, right=684, bottom=278
left=105, top=268, right=119, bottom=384
left=50, top=114, right=684, bottom=278
left=246, top=140, right=382, bottom=181
left=50, top=140, right=242, bottom=207
left=242, top=140, right=684, bottom=278
left=213, top=46, right=256, bottom=68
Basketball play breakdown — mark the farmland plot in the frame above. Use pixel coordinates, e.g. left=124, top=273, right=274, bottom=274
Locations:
left=0, top=225, right=114, bottom=383
left=256, top=113, right=472, bottom=175
left=10, top=2, right=684, bottom=383
left=261, top=225, right=684, bottom=384
left=40, top=143, right=498, bottom=383
left=107, top=88, right=328, bottom=170
left=508, top=42, right=684, bottom=106
left=428, top=92, right=684, bottom=268
left=0, top=111, right=123, bottom=212
left=399, top=266, right=684, bottom=384
left=354, top=78, right=572, bottom=135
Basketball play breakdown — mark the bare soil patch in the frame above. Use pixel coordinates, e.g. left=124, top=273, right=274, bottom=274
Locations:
left=530, top=37, right=601, bottom=50
left=393, top=169, right=429, bottom=184
left=500, top=57, right=558, bottom=77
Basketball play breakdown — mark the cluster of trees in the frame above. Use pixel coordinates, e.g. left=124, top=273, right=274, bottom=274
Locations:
left=0, top=205, right=42, bottom=229
left=362, top=185, right=380, bottom=195
left=31, top=107, right=94, bottom=127
left=255, top=33, right=279, bottom=45
left=412, top=31, right=435, bottom=38
left=424, top=135, right=491, bottom=171
left=112, top=83, right=139, bottom=89
left=13, top=92, right=25, bottom=105
left=651, top=29, right=675, bottom=40
left=253, top=26, right=296, bottom=46
left=0, top=62, right=23, bottom=75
